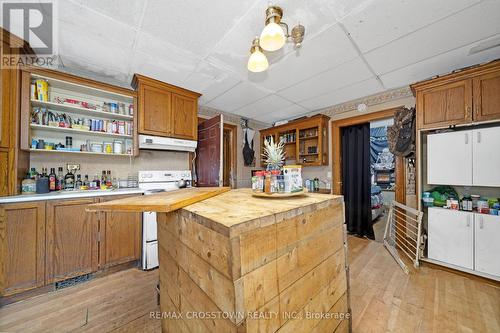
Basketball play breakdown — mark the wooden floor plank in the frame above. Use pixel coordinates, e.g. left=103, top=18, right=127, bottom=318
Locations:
left=0, top=236, right=498, bottom=332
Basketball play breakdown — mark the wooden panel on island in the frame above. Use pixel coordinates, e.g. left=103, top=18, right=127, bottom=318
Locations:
left=260, top=114, right=330, bottom=167
left=154, top=189, right=349, bottom=333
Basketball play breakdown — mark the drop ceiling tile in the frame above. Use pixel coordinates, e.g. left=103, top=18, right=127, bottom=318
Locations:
left=71, top=0, right=146, bottom=28
left=58, top=1, right=136, bottom=48
left=258, top=104, right=310, bottom=123
left=341, top=0, right=480, bottom=53
left=251, top=24, right=359, bottom=91
left=207, top=0, right=339, bottom=78
left=277, top=57, right=373, bottom=103
left=326, top=0, right=378, bottom=21
left=298, top=78, right=383, bottom=110
left=365, top=0, right=500, bottom=75
left=380, top=36, right=500, bottom=89
left=206, top=81, right=271, bottom=112
left=141, top=0, right=256, bottom=57
left=183, top=61, right=241, bottom=104
left=58, top=24, right=133, bottom=75
left=233, top=94, right=294, bottom=118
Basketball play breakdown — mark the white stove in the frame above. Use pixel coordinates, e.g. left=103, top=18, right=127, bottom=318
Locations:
left=138, top=170, right=192, bottom=270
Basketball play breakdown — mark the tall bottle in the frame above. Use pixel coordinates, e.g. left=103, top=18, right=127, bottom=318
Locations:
left=64, top=167, right=75, bottom=190
left=82, top=175, right=89, bottom=190
left=106, top=170, right=112, bottom=188
left=75, top=174, right=83, bottom=190
left=101, top=170, right=107, bottom=190
left=93, top=174, right=100, bottom=189
left=56, top=167, right=65, bottom=191
left=49, top=168, right=57, bottom=191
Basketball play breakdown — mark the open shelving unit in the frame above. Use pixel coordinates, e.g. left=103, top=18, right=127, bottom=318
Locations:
left=21, top=68, right=138, bottom=157
left=260, top=114, right=330, bottom=168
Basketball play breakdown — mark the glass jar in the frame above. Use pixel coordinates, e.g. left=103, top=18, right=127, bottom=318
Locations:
left=264, top=171, right=272, bottom=194
left=271, top=170, right=280, bottom=193
left=254, top=171, right=264, bottom=192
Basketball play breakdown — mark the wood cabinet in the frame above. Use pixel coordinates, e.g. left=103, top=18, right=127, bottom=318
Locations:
left=473, top=70, right=500, bottom=122
left=412, top=60, right=500, bottom=130
left=133, top=74, right=200, bottom=140
left=0, top=202, right=45, bottom=296
left=46, top=198, right=99, bottom=283
left=260, top=114, right=330, bottom=167
left=428, top=208, right=474, bottom=270
left=475, top=214, right=500, bottom=277
left=98, top=195, right=142, bottom=268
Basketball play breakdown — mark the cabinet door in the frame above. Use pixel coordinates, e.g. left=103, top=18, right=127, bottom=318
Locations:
left=472, top=127, right=500, bottom=187
left=0, top=202, right=45, bottom=296
left=473, top=70, right=500, bottom=122
left=99, top=195, right=142, bottom=268
left=46, top=198, right=98, bottom=283
left=417, top=79, right=472, bottom=129
left=427, top=130, right=472, bottom=185
left=0, top=41, right=11, bottom=148
left=0, top=150, right=8, bottom=196
left=475, top=214, right=500, bottom=277
left=427, top=208, right=473, bottom=270
left=139, top=84, right=171, bottom=136
left=170, top=93, right=197, bottom=140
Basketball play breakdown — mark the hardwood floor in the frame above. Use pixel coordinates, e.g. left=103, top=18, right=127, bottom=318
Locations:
left=0, top=236, right=498, bottom=332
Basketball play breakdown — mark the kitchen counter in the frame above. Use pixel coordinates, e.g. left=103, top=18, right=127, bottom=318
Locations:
left=0, top=187, right=144, bottom=204
left=90, top=188, right=350, bottom=332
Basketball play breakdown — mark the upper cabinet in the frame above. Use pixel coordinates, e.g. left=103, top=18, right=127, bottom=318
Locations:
left=260, top=114, right=330, bottom=167
left=132, top=74, right=200, bottom=141
left=412, top=60, right=500, bottom=130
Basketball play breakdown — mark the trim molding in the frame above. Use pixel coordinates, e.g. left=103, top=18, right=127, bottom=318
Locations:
left=309, top=86, right=414, bottom=118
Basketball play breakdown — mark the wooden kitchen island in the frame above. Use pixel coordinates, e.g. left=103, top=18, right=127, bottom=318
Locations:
left=91, top=188, right=350, bottom=332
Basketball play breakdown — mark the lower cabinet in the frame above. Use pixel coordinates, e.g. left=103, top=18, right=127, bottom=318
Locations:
left=475, top=214, right=500, bottom=277
left=98, top=195, right=142, bottom=268
left=427, top=208, right=474, bottom=269
left=0, top=194, right=143, bottom=296
left=0, top=202, right=45, bottom=296
left=46, top=198, right=99, bottom=283
left=428, top=207, right=500, bottom=278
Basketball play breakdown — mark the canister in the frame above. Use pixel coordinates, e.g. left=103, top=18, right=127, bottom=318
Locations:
left=113, top=140, right=123, bottom=154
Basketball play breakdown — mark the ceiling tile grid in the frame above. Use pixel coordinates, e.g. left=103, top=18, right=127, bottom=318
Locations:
left=48, top=0, right=500, bottom=122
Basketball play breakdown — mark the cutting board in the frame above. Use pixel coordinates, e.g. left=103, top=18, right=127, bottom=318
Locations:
left=86, top=187, right=230, bottom=213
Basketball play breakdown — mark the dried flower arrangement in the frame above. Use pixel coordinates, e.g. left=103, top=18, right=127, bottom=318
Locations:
left=262, top=136, right=285, bottom=171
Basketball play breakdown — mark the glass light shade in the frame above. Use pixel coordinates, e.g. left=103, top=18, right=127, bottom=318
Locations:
left=247, top=49, right=269, bottom=72
left=260, top=22, right=286, bottom=51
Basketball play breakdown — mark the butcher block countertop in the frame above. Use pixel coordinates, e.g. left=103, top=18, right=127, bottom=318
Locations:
left=86, top=187, right=230, bottom=212
left=184, top=188, right=343, bottom=237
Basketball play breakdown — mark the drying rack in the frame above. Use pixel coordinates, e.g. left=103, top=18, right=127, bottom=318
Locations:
left=383, top=200, right=424, bottom=274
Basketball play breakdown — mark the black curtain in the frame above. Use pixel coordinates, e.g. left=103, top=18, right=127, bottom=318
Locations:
left=342, top=123, right=374, bottom=239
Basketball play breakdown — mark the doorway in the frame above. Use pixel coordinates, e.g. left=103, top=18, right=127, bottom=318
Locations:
left=332, top=108, right=407, bottom=241
left=222, top=124, right=237, bottom=188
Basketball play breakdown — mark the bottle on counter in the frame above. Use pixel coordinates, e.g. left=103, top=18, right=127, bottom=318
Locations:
left=100, top=170, right=107, bottom=190
left=81, top=175, right=89, bottom=190
left=264, top=171, right=272, bottom=194
left=56, top=167, right=65, bottom=191
left=29, top=167, right=38, bottom=179
left=106, top=170, right=112, bottom=188
left=75, top=174, right=83, bottom=190
left=49, top=168, right=56, bottom=191
left=36, top=168, right=49, bottom=194
left=93, top=174, right=100, bottom=190
left=22, top=173, right=37, bottom=194
left=64, top=167, right=75, bottom=190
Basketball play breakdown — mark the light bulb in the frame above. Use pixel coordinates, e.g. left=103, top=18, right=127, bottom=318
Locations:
left=260, top=22, right=286, bottom=51
left=247, top=49, right=269, bottom=72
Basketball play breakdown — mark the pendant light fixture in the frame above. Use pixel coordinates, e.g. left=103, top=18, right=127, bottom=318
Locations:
left=247, top=37, right=269, bottom=73
left=247, top=4, right=305, bottom=72
left=260, top=6, right=286, bottom=52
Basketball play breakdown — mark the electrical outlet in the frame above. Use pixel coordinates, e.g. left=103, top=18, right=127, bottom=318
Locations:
left=67, top=164, right=80, bottom=171
left=327, top=171, right=332, bottom=179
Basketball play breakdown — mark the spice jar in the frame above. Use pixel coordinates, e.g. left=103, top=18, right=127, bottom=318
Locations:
left=277, top=175, right=285, bottom=193
left=264, top=171, right=272, bottom=194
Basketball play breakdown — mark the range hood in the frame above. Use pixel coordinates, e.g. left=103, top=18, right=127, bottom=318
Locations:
left=138, top=135, right=197, bottom=152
